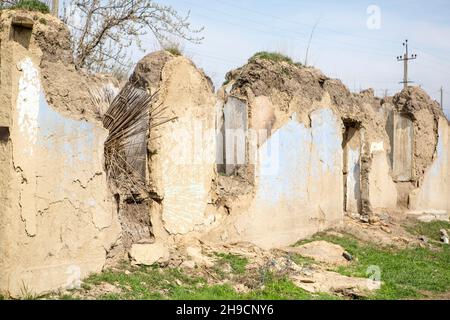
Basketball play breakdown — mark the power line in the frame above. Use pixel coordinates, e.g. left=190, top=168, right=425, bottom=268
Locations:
left=218, top=0, right=402, bottom=47
left=182, top=0, right=397, bottom=59
left=397, top=39, right=417, bottom=89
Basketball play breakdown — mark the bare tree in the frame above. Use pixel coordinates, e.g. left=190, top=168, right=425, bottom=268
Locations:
left=63, top=0, right=203, bottom=73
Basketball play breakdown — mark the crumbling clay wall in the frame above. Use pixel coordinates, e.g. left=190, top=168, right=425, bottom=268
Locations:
left=367, top=139, right=398, bottom=211
left=0, top=11, right=121, bottom=296
left=380, top=87, right=449, bottom=218
left=127, top=52, right=217, bottom=256
left=408, top=117, right=449, bottom=215
left=208, top=58, right=450, bottom=248
left=218, top=108, right=344, bottom=249
left=208, top=58, right=394, bottom=249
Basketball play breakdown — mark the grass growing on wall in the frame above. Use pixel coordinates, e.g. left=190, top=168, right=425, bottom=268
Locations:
left=165, top=46, right=182, bottom=56
left=249, top=51, right=302, bottom=67
left=4, top=0, right=50, bottom=14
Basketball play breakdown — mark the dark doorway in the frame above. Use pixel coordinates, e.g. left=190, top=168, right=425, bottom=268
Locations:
left=0, top=126, right=10, bottom=143
left=342, top=121, right=362, bottom=214
left=10, top=17, right=34, bottom=49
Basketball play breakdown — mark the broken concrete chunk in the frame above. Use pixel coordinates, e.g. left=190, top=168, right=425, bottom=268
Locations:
left=129, top=242, right=170, bottom=266
left=185, top=246, right=215, bottom=267
left=418, top=235, right=428, bottom=244
left=360, top=215, right=370, bottom=223
left=180, top=260, right=196, bottom=269
left=283, top=241, right=348, bottom=265
left=343, top=251, right=353, bottom=261
left=380, top=225, right=392, bottom=234
left=291, top=270, right=381, bottom=296
left=440, top=229, right=449, bottom=244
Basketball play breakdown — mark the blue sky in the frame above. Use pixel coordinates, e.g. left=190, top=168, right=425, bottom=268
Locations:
left=148, top=0, right=449, bottom=117
left=62, top=0, right=450, bottom=117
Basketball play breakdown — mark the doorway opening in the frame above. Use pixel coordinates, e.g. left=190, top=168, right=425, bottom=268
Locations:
left=10, top=17, right=34, bottom=49
left=342, top=120, right=362, bottom=214
left=0, top=126, right=9, bottom=143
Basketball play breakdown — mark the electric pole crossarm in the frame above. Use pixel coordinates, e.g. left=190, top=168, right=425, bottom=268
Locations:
left=396, top=39, right=417, bottom=89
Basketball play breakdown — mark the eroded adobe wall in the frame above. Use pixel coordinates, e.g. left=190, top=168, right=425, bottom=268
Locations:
left=209, top=59, right=390, bottom=248
left=222, top=108, right=344, bottom=249
left=380, top=88, right=449, bottom=217
left=409, top=117, right=449, bottom=214
left=0, top=11, right=121, bottom=297
left=209, top=57, right=450, bottom=248
left=368, top=140, right=398, bottom=210
left=128, top=52, right=217, bottom=247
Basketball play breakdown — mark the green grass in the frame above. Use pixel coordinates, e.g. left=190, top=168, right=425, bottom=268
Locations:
left=288, top=253, right=316, bottom=267
left=7, top=0, right=50, bottom=13
left=51, top=221, right=450, bottom=300
left=164, top=46, right=182, bottom=56
left=305, top=231, right=450, bottom=300
left=214, top=252, right=248, bottom=275
left=406, top=220, right=450, bottom=242
left=244, top=273, right=336, bottom=300
left=63, top=261, right=331, bottom=300
left=249, top=51, right=303, bottom=67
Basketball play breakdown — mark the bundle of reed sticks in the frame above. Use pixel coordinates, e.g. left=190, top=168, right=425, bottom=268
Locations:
left=102, top=82, right=175, bottom=196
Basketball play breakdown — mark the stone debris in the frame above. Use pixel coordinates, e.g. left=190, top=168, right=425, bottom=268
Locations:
left=343, top=251, right=353, bottom=261
left=418, top=235, right=429, bottom=244
left=380, top=225, right=392, bottom=234
left=440, top=229, right=449, bottom=244
left=291, top=270, right=381, bottom=296
left=233, top=283, right=250, bottom=293
left=283, top=241, right=349, bottom=265
left=185, top=246, right=215, bottom=267
left=129, top=242, right=170, bottom=266
left=360, top=215, right=370, bottom=224
left=180, top=260, right=196, bottom=269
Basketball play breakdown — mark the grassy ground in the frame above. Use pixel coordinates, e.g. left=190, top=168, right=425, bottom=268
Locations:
left=305, top=220, right=450, bottom=300
left=55, top=261, right=333, bottom=300
left=15, top=220, right=450, bottom=300
left=312, top=235, right=450, bottom=299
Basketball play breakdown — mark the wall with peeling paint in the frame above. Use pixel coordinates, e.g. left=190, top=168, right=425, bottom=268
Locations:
left=0, top=29, right=121, bottom=297
left=225, top=108, right=344, bottom=249
left=343, top=127, right=362, bottom=214
left=146, top=57, right=217, bottom=237
left=409, top=117, right=449, bottom=215
left=368, top=142, right=398, bottom=211
left=223, top=97, right=248, bottom=175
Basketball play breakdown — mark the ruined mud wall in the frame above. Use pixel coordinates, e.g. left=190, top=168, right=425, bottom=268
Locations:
left=408, top=117, right=449, bottom=215
left=125, top=52, right=217, bottom=261
left=0, top=11, right=121, bottom=296
left=220, top=108, right=344, bottom=249
left=209, top=59, right=388, bottom=248
left=210, top=58, right=450, bottom=248
left=392, top=88, right=442, bottom=183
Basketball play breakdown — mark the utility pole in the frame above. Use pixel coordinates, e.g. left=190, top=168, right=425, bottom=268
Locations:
left=51, top=0, right=59, bottom=17
left=397, top=39, right=417, bottom=89
left=440, top=86, right=444, bottom=110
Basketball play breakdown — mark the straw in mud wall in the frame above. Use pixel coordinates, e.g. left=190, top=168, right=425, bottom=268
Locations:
left=102, top=82, right=176, bottom=196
